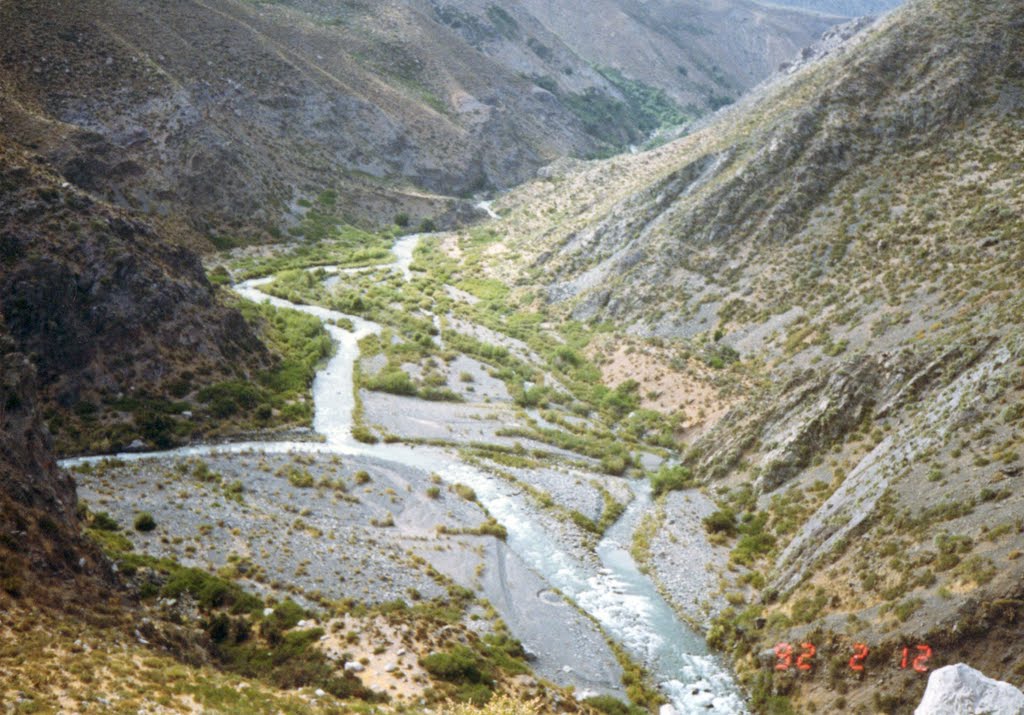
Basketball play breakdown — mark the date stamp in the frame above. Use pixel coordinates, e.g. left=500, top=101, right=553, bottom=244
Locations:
left=771, top=642, right=933, bottom=673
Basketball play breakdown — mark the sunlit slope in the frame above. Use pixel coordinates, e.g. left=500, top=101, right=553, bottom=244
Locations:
left=485, top=0, right=1024, bottom=711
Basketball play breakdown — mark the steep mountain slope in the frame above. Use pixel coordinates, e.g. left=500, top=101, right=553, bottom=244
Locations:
left=483, top=0, right=1024, bottom=710
left=0, top=0, right=841, bottom=244
left=515, top=0, right=839, bottom=110
left=0, top=138, right=273, bottom=456
left=0, top=0, right=644, bottom=242
left=0, top=333, right=112, bottom=606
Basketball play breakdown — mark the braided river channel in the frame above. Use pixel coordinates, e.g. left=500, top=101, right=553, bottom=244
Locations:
left=64, top=234, right=747, bottom=714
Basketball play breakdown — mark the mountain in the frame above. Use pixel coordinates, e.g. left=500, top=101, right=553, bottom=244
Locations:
left=758, top=0, right=904, bottom=16
left=0, top=334, right=111, bottom=605
left=0, top=0, right=840, bottom=604
left=486, top=0, right=1024, bottom=710
left=0, top=137, right=276, bottom=458
left=0, top=0, right=839, bottom=244
left=514, top=0, right=840, bottom=110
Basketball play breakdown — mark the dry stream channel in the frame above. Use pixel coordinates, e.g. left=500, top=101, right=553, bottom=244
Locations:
left=64, top=234, right=746, bottom=714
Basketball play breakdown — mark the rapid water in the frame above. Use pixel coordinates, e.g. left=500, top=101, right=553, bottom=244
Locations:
left=63, top=234, right=746, bottom=713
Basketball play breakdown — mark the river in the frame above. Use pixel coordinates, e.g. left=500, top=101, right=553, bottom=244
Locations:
left=63, top=234, right=747, bottom=713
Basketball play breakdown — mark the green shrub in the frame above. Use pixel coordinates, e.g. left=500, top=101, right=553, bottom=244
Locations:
left=583, top=694, right=644, bottom=715
left=91, top=511, right=121, bottom=532
left=650, top=464, right=694, bottom=496
left=133, top=512, right=157, bottom=532
left=285, top=467, right=314, bottom=488
left=136, top=412, right=179, bottom=449
left=191, top=459, right=221, bottom=483
left=702, top=509, right=737, bottom=536
left=454, top=483, right=477, bottom=502
left=600, top=453, right=628, bottom=476
left=600, top=380, right=640, bottom=418
left=364, top=370, right=417, bottom=396
left=421, top=646, right=488, bottom=684
left=473, top=519, right=507, bottom=540
left=570, top=510, right=600, bottom=534
left=730, top=512, right=775, bottom=565
left=455, top=683, right=494, bottom=705
left=1003, top=403, right=1024, bottom=423
left=161, top=567, right=261, bottom=612
left=351, top=426, right=379, bottom=444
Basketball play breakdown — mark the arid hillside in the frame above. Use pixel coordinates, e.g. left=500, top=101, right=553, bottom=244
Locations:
left=0, top=138, right=280, bottom=457
left=482, top=0, right=1024, bottom=710
left=0, top=0, right=843, bottom=243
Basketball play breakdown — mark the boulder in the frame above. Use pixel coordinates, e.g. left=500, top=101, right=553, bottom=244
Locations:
left=915, top=664, right=1024, bottom=715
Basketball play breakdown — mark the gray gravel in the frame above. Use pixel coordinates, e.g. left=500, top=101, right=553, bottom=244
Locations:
left=361, top=391, right=587, bottom=462
left=74, top=448, right=628, bottom=697
left=647, top=489, right=733, bottom=629
left=76, top=451, right=491, bottom=605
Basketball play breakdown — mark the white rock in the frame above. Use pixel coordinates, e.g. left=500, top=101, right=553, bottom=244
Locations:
left=263, top=608, right=274, bottom=616
left=344, top=661, right=365, bottom=673
left=384, top=663, right=397, bottom=673
left=659, top=705, right=680, bottom=715
left=314, top=689, right=325, bottom=697
left=397, top=648, right=407, bottom=656
left=297, top=620, right=307, bottom=628
left=562, top=665, right=573, bottom=673
left=915, top=664, right=1024, bottom=715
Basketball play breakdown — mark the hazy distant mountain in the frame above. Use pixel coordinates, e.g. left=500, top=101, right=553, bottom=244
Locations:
left=515, top=0, right=839, bottom=109
left=756, top=0, right=903, bottom=16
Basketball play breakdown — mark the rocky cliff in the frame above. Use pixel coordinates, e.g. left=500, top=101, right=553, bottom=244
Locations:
left=0, top=138, right=271, bottom=456
left=0, top=332, right=110, bottom=605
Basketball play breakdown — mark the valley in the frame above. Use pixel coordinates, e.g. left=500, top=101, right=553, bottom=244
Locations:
left=2, top=0, right=1024, bottom=714
left=60, top=230, right=746, bottom=713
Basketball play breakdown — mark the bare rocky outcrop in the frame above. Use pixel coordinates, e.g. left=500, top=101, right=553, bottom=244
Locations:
left=0, top=332, right=110, bottom=602
left=0, top=137, right=269, bottom=455
left=915, top=664, right=1024, bottom=715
